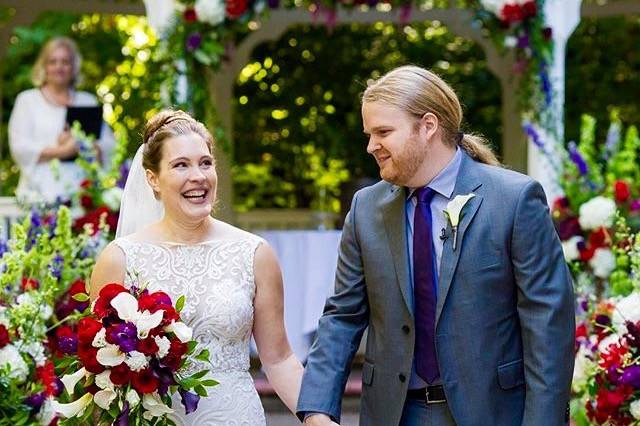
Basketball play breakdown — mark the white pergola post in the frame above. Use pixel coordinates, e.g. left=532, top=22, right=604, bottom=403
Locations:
left=527, top=0, right=582, bottom=203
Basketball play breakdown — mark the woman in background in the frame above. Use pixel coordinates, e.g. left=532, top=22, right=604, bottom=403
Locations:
left=8, top=36, right=115, bottom=204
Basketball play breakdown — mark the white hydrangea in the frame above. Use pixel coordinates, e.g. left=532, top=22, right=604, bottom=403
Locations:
left=23, top=341, right=47, bottom=367
left=102, top=187, right=123, bottom=212
left=0, top=344, right=29, bottom=383
left=195, top=0, right=226, bottom=26
left=572, top=346, right=594, bottom=393
left=578, top=196, right=616, bottom=230
left=154, top=335, right=171, bottom=359
left=612, top=292, right=640, bottom=335
left=561, top=236, right=583, bottom=262
left=125, top=350, right=149, bottom=372
left=630, top=399, right=640, bottom=420
left=589, top=248, right=616, bottom=279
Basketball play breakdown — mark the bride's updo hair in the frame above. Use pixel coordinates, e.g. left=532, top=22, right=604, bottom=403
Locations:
left=142, top=109, right=214, bottom=173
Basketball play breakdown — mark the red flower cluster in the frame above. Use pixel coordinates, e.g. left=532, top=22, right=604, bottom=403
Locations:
left=226, top=0, right=248, bottom=19
left=499, top=1, right=537, bottom=24
left=183, top=7, right=197, bottom=22
left=36, top=361, right=62, bottom=397
left=22, top=277, right=40, bottom=291
left=74, top=206, right=118, bottom=236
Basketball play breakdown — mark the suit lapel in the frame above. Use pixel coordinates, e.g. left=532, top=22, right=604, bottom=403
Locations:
left=435, top=154, right=484, bottom=327
left=381, top=185, right=413, bottom=318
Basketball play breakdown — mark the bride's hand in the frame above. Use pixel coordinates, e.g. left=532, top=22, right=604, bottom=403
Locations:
left=304, top=413, right=339, bottom=425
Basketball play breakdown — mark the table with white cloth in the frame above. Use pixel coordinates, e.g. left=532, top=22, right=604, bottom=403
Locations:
left=257, top=230, right=342, bottom=360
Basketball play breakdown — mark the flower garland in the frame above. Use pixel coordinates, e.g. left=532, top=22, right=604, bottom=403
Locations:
left=155, top=0, right=552, bottom=133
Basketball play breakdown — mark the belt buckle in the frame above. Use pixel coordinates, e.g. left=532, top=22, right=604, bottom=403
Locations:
left=425, top=387, right=446, bottom=404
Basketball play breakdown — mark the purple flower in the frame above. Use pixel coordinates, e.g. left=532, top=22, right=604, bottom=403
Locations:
left=539, top=68, right=552, bottom=106
left=557, top=217, right=581, bottom=241
left=523, top=122, right=544, bottom=151
left=595, top=314, right=611, bottom=328
left=568, top=142, right=588, bottom=176
left=186, top=32, right=202, bottom=51
left=59, top=333, right=79, bottom=354
left=517, top=34, right=529, bottom=49
left=399, top=4, right=412, bottom=25
left=603, top=122, right=621, bottom=160
left=180, top=389, right=201, bottom=414
left=630, top=199, right=640, bottom=212
left=108, top=322, right=138, bottom=353
left=267, top=0, right=279, bottom=8
left=49, top=254, right=64, bottom=279
left=151, top=358, right=176, bottom=396
left=0, top=239, right=7, bottom=259
left=619, top=365, right=640, bottom=388
left=24, top=392, right=46, bottom=411
left=115, top=402, right=129, bottom=426
left=607, top=365, right=622, bottom=385
left=117, top=160, right=131, bottom=189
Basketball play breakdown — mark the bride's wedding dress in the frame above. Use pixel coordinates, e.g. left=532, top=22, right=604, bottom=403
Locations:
left=114, top=235, right=267, bottom=425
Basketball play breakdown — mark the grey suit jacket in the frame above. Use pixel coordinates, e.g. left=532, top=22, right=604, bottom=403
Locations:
left=297, top=152, right=575, bottom=426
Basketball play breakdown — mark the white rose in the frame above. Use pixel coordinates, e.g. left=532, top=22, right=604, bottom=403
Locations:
left=562, top=236, right=583, bottom=262
left=195, top=0, right=226, bottom=26
left=0, top=344, right=29, bottom=383
left=102, top=187, right=123, bottom=212
left=125, top=350, right=148, bottom=372
left=630, top=399, right=640, bottom=420
left=154, top=336, right=171, bottom=359
left=589, top=248, right=616, bottom=279
left=612, top=293, right=640, bottom=334
left=578, top=196, right=616, bottom=230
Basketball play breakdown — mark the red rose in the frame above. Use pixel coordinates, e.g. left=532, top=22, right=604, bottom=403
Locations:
left=93, top=283, right=128, bottom=318
left=110, top=363, right=132, bottom=386
left=589, top=228, right=609, bottom=249
left=226, top=0, right=247, bottom=19
left=36, top=361, right=62, bottom=396
left=183, top=8, right=197, bottom=22
left=614, top=180, right=631, bottom=203
left=77, top=317, right=103, bottom=345
left=0, top=324, right=10, bottom=348
left=521, top=0, right=537, bottom=18
left=500, top=4, right=524, bottom=24
left=163, top=338, right=188, bottom=371
left=80, top=195, right=94, bottom=210
left=137, top=337, right=159, bottom=355
left=138, top=291, right=172, bottom=312
left=21, top=277, right=39, bottom=291
left=575, top=323, right=588, bottom=340
left=579, top=246, right=596, bottom=262
left=132, top=368, right=159, bottom=394
left=80, top=180, right=92, bottom=189
left=78, top=345, right=105, bottom=374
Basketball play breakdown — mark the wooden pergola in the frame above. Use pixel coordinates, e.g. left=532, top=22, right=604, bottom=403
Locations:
left=1, top=0, right=639, bottom=222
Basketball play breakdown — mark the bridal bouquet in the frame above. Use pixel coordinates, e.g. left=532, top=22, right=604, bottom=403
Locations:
left=53, top=283, right=216, bottom=424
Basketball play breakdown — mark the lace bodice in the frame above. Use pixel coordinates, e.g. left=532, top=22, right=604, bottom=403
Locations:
left=113, top=237, right=262, bottom=373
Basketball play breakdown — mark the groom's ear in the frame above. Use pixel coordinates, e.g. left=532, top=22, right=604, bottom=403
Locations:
left=145, top=169, right=161, bottom=200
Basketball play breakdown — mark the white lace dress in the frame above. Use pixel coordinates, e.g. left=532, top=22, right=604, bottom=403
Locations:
left=113, top=236, right=267, bottom=426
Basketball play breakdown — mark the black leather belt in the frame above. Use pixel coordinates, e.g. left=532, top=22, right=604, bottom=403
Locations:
left=407, top=385, right=447, bottom=404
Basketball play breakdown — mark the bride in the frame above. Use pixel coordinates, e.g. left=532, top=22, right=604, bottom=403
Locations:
left=90, top=110, right=303, bottom=424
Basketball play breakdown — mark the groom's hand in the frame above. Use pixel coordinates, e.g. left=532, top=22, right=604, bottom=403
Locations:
left=303, top=413, right=339, bottom=425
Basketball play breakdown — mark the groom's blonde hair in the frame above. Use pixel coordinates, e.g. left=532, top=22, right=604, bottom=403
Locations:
left=362, top=65, right=500, bottom=166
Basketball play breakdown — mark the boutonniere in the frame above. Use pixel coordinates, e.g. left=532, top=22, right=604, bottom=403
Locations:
left=443, top=193, right=476, bottom=251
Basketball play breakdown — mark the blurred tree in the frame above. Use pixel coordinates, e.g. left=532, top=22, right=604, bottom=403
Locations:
left=233, top=21, right=501, bottom=211
left=565, top=15, right=640, bottom=145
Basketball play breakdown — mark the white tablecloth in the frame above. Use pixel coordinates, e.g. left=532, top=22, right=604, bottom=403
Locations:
left=258, top=230, right=342, bottom=360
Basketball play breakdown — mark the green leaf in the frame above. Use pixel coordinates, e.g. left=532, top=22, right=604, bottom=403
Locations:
left=193, top=49, right=212, bottom=66
left=175, top=295, right=185, bottom=313
left=200, top=379, right=219, bottom=387
left=194, top=384, right=208, bottom=397
left=195, top=349, right=210, bottom=362
left=187, top=370, right=208, bottom=380
left=71, top=292, right=90, bottom=302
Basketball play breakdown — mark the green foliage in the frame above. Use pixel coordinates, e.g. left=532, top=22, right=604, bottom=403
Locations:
left=566, top=15, right=640, bottom=146
left=232, top=22, right=501, bottom=210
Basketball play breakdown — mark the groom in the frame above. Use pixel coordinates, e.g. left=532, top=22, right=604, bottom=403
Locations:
left=297, top=65, right=575, bottom=426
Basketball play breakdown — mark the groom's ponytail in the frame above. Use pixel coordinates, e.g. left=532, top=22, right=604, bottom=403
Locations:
left=362, top=65, right=500, bottom=166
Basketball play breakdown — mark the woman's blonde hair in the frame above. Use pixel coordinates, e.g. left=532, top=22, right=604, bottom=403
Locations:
left=31, top=37, right=82, bottom=88
left=362, top=65, right=500, bottom=166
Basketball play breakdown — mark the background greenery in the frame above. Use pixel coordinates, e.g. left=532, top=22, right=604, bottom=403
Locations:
left=1, top=12, right=639, bottom=213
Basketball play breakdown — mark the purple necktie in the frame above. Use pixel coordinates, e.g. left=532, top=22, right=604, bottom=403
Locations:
left=413, top=187, right=440, bottom=384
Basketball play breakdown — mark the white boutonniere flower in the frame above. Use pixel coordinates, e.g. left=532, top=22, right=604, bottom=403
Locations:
left=443, top=193, right=476, bottom=251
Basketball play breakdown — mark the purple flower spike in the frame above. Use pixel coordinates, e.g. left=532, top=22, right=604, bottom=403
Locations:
left=180, top=389, right=201, bottom=414
left=620, top=365, right=640, bottom=388
left=523, top=122, right=544, bottom=151
left=568, top=142, right=588, bottom=176
left=631, top=199, right=640, bottom=212
left=186, top=32, right=202, bottom=51
left=517, top=35, right=529, bottom=48
left=109, top=322, right=138, bottom=353
left=115, top=401, right=130, bottom=426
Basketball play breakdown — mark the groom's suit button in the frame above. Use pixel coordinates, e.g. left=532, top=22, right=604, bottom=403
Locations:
left=402, top=325, right=410, bottom=334
left=399, top=374, right=407, bottom=382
